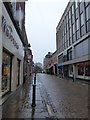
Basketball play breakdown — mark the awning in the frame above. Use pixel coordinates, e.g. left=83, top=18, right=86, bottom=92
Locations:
left=57, top=63, right=64, bottom=67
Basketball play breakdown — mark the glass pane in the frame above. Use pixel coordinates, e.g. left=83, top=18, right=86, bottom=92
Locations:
left=86, top=5, right=90, bottom=21
left=79, top=2, right=83, bottom=14
left=76, top=19, right=79, bottom=30
left=2, top=51, right=11, bottom=95
left=85, top=65, right=90, bottom=76
left=75, top=9, right=79, bottom=19
left=78, top=65, right=84, bottom=75
left=86, top=20, right=90, bottom=32
left=80, top=13, right=84, bottom=26
left=72, top=24, right=75, bottom=34
left=72, top=4, right=74, bottom=15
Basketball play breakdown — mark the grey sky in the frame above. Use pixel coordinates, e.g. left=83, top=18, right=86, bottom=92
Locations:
left=25, top=0, right=69, bottom=64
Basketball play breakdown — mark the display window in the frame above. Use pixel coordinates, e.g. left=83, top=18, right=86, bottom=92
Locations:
left=78, top=65, right=84, bottom=75
left=69, top=65, right=73, bottom=75
left=77, top=61, right=90, bottom=77
left=85, top=61, right=90, bottom=76
left=85, top=65, right=90, bottom=76
left=2, top=50, right=12, bottom=96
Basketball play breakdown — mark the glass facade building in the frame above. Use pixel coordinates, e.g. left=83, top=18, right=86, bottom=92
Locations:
left=56, top=0, right=90, bottom=80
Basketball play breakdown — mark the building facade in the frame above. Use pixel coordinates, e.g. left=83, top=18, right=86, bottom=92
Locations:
left=56, top=0, right=90, bottom=80
left=43, top=51, right=57, bottom=75
left=0, top=2, right=24, bottom=101
left=0, top=1, right=33, bottom=104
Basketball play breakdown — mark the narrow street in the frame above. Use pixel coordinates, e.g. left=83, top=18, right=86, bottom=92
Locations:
left=2, top=73, right=88, bottom=119
left=37, top=74, right=88, bottom=118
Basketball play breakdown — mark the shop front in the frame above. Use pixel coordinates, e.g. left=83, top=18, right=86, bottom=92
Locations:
left=57, top=63, right=63, bottom=78
left=0, top=3, right=24, bottom=98
left=76, top=61, right=90, bottom=80
left=2, top=50, right=12, bottom=96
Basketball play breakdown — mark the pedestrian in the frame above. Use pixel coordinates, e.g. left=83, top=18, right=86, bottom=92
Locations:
left=23, top=73, right=27, bottom=84
left=73, top=73, right=74, bottom=82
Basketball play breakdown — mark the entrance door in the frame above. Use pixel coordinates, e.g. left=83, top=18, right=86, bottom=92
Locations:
left=16, top=59, right=20, bottom=87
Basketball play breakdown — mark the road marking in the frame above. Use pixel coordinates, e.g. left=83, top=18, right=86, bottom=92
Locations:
left=46, top=104, right=53, bottom=117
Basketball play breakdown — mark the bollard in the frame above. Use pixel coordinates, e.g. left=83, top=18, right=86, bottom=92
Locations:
left=35, top=72, right=36, bottom=78
left=34, top=76, right=36, bottom=84
left=31, top=84, right=36, bottom=107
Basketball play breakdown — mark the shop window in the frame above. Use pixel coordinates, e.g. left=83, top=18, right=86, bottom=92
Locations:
left=69, top=65, right=73, bottom=75
left=85, top=65, right=90, bottom=76
left=2, top=51, right=12, bottom=95
left=78, top=65, right=84, bottom=75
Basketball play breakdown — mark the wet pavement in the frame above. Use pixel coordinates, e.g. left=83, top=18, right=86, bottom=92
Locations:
left=37, top=74, right=88, bottom=119
left=2, top=75, right=49, bottom=119
left=2, top=73, right=89, bottom=119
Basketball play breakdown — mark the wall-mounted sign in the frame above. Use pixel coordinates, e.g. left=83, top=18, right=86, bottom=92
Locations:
left=1, top=15, right=19, bottom=49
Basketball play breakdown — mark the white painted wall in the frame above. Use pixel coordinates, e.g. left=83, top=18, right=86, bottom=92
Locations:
left=1, top=3, right=24, bottom=93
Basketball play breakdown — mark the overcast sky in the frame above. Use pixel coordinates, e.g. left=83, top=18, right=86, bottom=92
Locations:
left=25, top=0, right=69, bottom=64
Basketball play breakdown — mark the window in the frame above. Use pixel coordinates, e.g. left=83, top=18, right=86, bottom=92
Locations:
left=72, top=4, right=74, bottom=15
left=72, top=24, right=75, bottom=34
left=69, top=19, right=71, bottom=28
left=79, top=2, right=83, bottom=14
left=2, top=50, right=12, bottom=95
left=67, top=48, right=72, bottom=61
left=72, top=15, right=75, bottom=24
left=58, top=54, right=63, bottom=63
left=81, top=25, right=85, bottom=36
left=85, top=65, right=90, bottom=76
left=80, top=13, right=85, bottom=36
left=85, top=4, right=90, bottom=32
left=69, top=27, right=72, bottom=37
left=86, top=20, right=90, bottom=32
left=75, top=0, right=78, bottom=8
left=76, top=18, right=79, bottom=30
left=78, top=65, right=84, bottom=75
left=69, top=10, right=71, bottom=19
left=80, top=13, right=84, bottom=26
left=75, top=9, right=79, bottom=19
left=86, top=4, right=90, bottom=21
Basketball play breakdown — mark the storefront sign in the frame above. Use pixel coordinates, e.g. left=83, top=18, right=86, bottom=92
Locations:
left=1, top=16, right=19, bottom=49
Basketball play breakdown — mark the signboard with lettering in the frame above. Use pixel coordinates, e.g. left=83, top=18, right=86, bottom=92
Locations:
left=1, top=16, right=19, bottom=49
